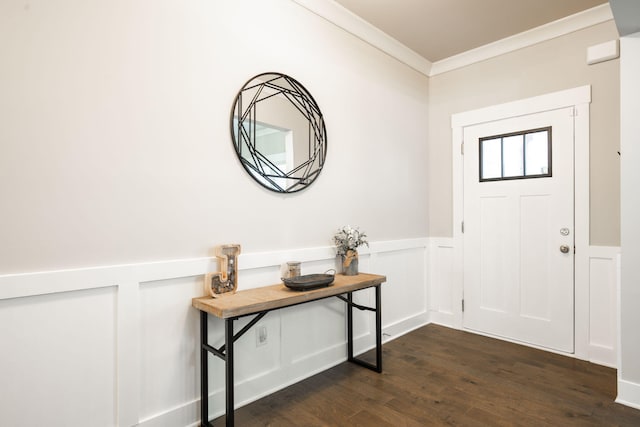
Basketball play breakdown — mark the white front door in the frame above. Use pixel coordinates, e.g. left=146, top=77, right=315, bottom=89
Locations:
left=463, top=107, right=575, bottom=353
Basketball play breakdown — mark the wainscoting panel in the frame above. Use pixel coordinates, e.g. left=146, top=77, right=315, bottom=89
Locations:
left=375, top=248, right=428, bottom=331
left=138, top=276, right=203, bottom=422
left=0, top=238, right=429, bottom=427
left=428, top=238, right=456, bottom=327
left=0, top=286, right=118, bottom=427
left=588, top=246, right=620, bottom=368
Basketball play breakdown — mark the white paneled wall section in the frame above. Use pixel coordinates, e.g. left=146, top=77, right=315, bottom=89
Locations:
left=0, top=238, right=620, bottom=426
left=0, top=239, right=428, bottom=427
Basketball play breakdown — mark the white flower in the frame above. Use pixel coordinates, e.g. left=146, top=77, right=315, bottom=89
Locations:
left=333, top=225, right=369, bottom=255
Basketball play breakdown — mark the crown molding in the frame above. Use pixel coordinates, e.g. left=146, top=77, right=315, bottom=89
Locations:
left=429, top=3, right=614, bottom=76
left=291, top=1, right=613, bottom=78
left=290, top=0, right=433, bottom=76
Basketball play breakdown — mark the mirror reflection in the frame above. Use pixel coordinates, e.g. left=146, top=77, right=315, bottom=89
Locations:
left=230, top=73, right=327, bottom=193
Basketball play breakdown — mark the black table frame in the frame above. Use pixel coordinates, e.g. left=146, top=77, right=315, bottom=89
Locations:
left=199, top=284, right=382, bottom=427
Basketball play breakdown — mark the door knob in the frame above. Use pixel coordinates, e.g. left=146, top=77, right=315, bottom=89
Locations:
left=560, top=245, right=570, bottom=254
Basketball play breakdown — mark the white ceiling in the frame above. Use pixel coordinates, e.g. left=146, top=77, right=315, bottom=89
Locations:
left=332, top=0, right=608, bottom=62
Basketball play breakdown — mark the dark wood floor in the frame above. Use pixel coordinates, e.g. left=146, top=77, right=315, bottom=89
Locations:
left=212, top=324, right=640, bottom=426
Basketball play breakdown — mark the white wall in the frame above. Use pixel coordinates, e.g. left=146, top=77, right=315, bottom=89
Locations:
left=618, top=31, right=640, bottom=410
left=0, top=0, right=429, bottom=274
left=0, top=1, right=430, bottom=426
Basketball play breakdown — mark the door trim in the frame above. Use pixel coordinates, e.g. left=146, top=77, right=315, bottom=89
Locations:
left=451, top=85, right=591, bottom=359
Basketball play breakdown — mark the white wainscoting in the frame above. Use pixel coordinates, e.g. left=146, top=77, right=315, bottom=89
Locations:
left=427, top=238, right=620, bottom=367
left=0, top=238, right=429, bottom=427
left=587, top=246, right=620, bottom=367
left=0, top=237, right=620, bottom=426
left=617, top=379, right=640, bottom=411
left=427, top=238, right=456, bottom=327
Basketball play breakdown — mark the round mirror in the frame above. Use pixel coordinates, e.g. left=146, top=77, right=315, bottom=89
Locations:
left=230, top=73, right=327, bottom=193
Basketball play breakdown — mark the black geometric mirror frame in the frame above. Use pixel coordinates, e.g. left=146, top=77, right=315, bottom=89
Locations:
left=230, top=73, right=327, bottom=193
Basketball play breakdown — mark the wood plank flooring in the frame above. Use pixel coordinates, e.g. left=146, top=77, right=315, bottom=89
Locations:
left=211, top=324, right=640, bottom=426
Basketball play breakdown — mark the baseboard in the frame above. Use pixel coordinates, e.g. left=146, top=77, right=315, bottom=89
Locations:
left=616, top=379, right=640, bottom=410
left=138, top=399, right=200, bottom=427
left=382, top=312, right=430, bottom=343
left=588, top=343, right=617, bottom=368
left=428, top=311, right=455, bottom=328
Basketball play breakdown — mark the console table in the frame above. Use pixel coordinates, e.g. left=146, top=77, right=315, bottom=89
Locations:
left=192, top=272, right=387, bottom=427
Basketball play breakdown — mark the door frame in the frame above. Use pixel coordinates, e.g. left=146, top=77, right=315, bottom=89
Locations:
left=451, top=85, right=591, bottom=359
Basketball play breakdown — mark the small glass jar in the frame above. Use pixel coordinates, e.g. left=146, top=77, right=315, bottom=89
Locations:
left=287, top=261, right=301, bottom=278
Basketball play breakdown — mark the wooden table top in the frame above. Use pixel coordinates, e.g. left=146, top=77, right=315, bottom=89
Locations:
left=192, top=272, right=386, bottom=319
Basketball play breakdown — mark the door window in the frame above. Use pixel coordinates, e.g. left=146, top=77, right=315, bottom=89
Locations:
left=479, top=127, right=551, bottom=181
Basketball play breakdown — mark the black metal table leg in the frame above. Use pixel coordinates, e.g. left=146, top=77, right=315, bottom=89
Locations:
left=200, top=311, right=210, bottom=427
left=225, top=318, right=235, bottom=427
left=199, top=314, right=237, bottom=426
left=347, top=292, right=354, bottom=362
left=374, top=284, right=382, bottom=372
left=343, top=285, right=382, bottom=372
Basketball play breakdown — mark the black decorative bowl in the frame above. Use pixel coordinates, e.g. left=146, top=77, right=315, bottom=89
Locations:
left=282, top=273, right=335, bottom=291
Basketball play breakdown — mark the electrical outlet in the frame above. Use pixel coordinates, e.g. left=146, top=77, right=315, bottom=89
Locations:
left=256, top=325, right=267, bottom=347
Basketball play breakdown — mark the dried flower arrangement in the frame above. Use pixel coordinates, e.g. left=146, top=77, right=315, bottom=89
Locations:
left=333, top=226, right=369, bottom=275
left=333, top=225, right=369, bottom=255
